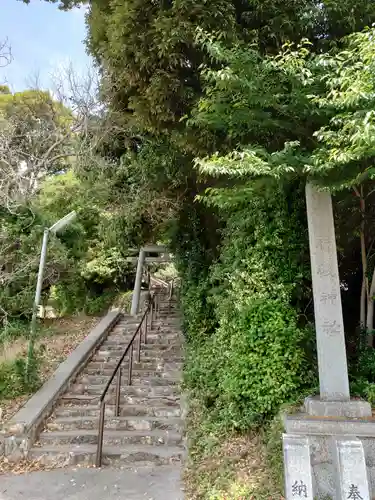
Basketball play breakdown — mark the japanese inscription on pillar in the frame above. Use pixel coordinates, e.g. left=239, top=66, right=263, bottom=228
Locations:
left=305, top=183, right=350, bottom=401
left=347, top=484, right=364, bottom=499
left=331, top=437, right=370, bottom=500
left=283, top=434, right=313, bottom=500
left=291, top=480, right=308, bottom=497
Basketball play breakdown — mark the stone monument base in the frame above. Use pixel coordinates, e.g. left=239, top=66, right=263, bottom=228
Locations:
left=285, top=411, right=375, bottom=498
left=305, top=395, right=372, bottom=418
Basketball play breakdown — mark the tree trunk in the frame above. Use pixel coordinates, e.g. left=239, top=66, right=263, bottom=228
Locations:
left=355, top=186, right=368, bottom=330
left=361, top=276, right=366, bottom=329
left=366, top=267, right=375, bottom=346
left=360, top=226, right=367, bottom=329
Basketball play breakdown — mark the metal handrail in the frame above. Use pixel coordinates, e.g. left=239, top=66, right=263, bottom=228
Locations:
left=95, top=291, right=157, bottom=467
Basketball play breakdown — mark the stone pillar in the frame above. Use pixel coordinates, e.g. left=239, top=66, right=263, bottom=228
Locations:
left=131, top=249, right=146, bottom=316
left=305, top=183, right=371, bottom=416
left=306, top=182, right=350, bottom=401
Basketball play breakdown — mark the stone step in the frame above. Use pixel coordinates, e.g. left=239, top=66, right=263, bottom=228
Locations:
left=60, top=393, right=180, bottom=406
left=99, top=336, right=182, bottom=352
left=110, top=327, right=180, bottom=335
left=27, top=307, right=185, bottom=470
left=150, top=317, right=181, bottom=323
left=152, top=317, right=181, bottom=322
left=54, top=404, right=181, bottom=418
left=99, top=342, right=181, bottom=352
left=98, top=343, right=182, bottom=353
left=152, top=325, right=181, bottom=330
left=152, top=310, right=180, bottom=315
left=96, top=343, right=183, bottom=353
left=103, top=334, right=181, bottom=346
left=70, top=384, right=179, bottom=397
left=94, top=346, right=182, bottom=357
left=28, top=443, right=184, bottom=467
left=110, top=324, right=141, bottom=332
left=86, top=361, right=183, bottom=373
left=112, top=320, right=140, bottom=327
left=78, top=375, right=180, bottom=386
left=47, top=415, right=182, bottom=432
left=106, top=329, right=181, bottom=336
left=81, top=368, right=177, bottom=378
left=92, top=353, right=183, bottom=363
left=37, top=429, right=183, bottom=446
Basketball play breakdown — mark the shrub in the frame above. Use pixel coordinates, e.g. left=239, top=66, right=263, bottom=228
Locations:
left=0, top=355, right=40, bottom=400
left=180, top=183, right=317, bottom=430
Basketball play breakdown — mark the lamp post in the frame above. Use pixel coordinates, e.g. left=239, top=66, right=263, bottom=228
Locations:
left=27, top=211, right=77, bottom=375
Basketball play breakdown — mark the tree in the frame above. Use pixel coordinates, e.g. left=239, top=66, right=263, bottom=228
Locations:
left=21, top=1, right=374, bottom=138
left=0, top=64, right=130, bottom=328
left=303, top=29, right=375, bottom=337
left=192, top=28, right=375, bottom=341
left=20, top=0, right=84, bottom=8
left=0, top=89, right=74, bottom=208
left=0, top=62, right=104, bottom=209
left=0, top=38, right=12, bottom=70
left=0, top=88, right=76, bottom=327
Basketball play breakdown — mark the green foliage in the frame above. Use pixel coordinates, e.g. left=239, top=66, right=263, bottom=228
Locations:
left=0, top=89, right=80, bottom=326
left=0, top=85, right=10, bottom=94
left=1, top=164, right=135, bottom=325
left=0, top=361, right=24, bottom=400
left=20, top=0, right=85, bottom=9
left=84, top=290, right=117, bottom=315
left=0, top=88, right=70, bottom=125
left=49, top=280, right=87, bottom=315
left=87, top=0, right=239, bottom=133
left=191, top=34, right=315, bottom=153
left=0, top=318, right=30, bottom=344
left=185, top=398, right=292, bottom=499
left=0, top=354, right=40, bottom=400
left=193, top=28, right=375, bottom=193
left=0, top=205, right=71, bottom=321
left=306, top=29, right=375, bottom=189
left=50, top=278, right=118, bottom=316
left=179, top=183, right=316, bottom=430
left=83, top=0, right=375, bottom=140
left=349, top=329, right=375, bottom=403
left=211, top=300, right=309, bottom=426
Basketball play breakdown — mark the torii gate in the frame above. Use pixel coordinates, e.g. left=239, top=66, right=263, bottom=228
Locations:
left=130, top=245, right=171, bottom=315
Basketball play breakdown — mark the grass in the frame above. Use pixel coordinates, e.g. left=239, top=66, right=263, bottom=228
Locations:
left=111, top=290, right=133, bottom=313
left=184, top=398, right=286, bottom=500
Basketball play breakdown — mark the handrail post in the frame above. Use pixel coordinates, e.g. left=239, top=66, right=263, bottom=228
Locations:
left=115, top=368, right=122, bottom=417
left=150, top=298, right=154, bottom=331
left=96, top=401, right=106, bottom=468
left=145, top=309, right=148, bottom=344
left=155, top=293, right=159, bottom=318
left=168, top=281, right=173, bottom=313
left=128, top=343, right=134, bottom=386
left=137, top=323, right=142, bottom=362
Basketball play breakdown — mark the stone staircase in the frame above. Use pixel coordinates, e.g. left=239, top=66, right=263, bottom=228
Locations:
left=28, top=296, right=185, bottom=467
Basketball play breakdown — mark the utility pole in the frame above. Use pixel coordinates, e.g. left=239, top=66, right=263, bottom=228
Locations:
left=27, top=211, right=77, bottom=378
